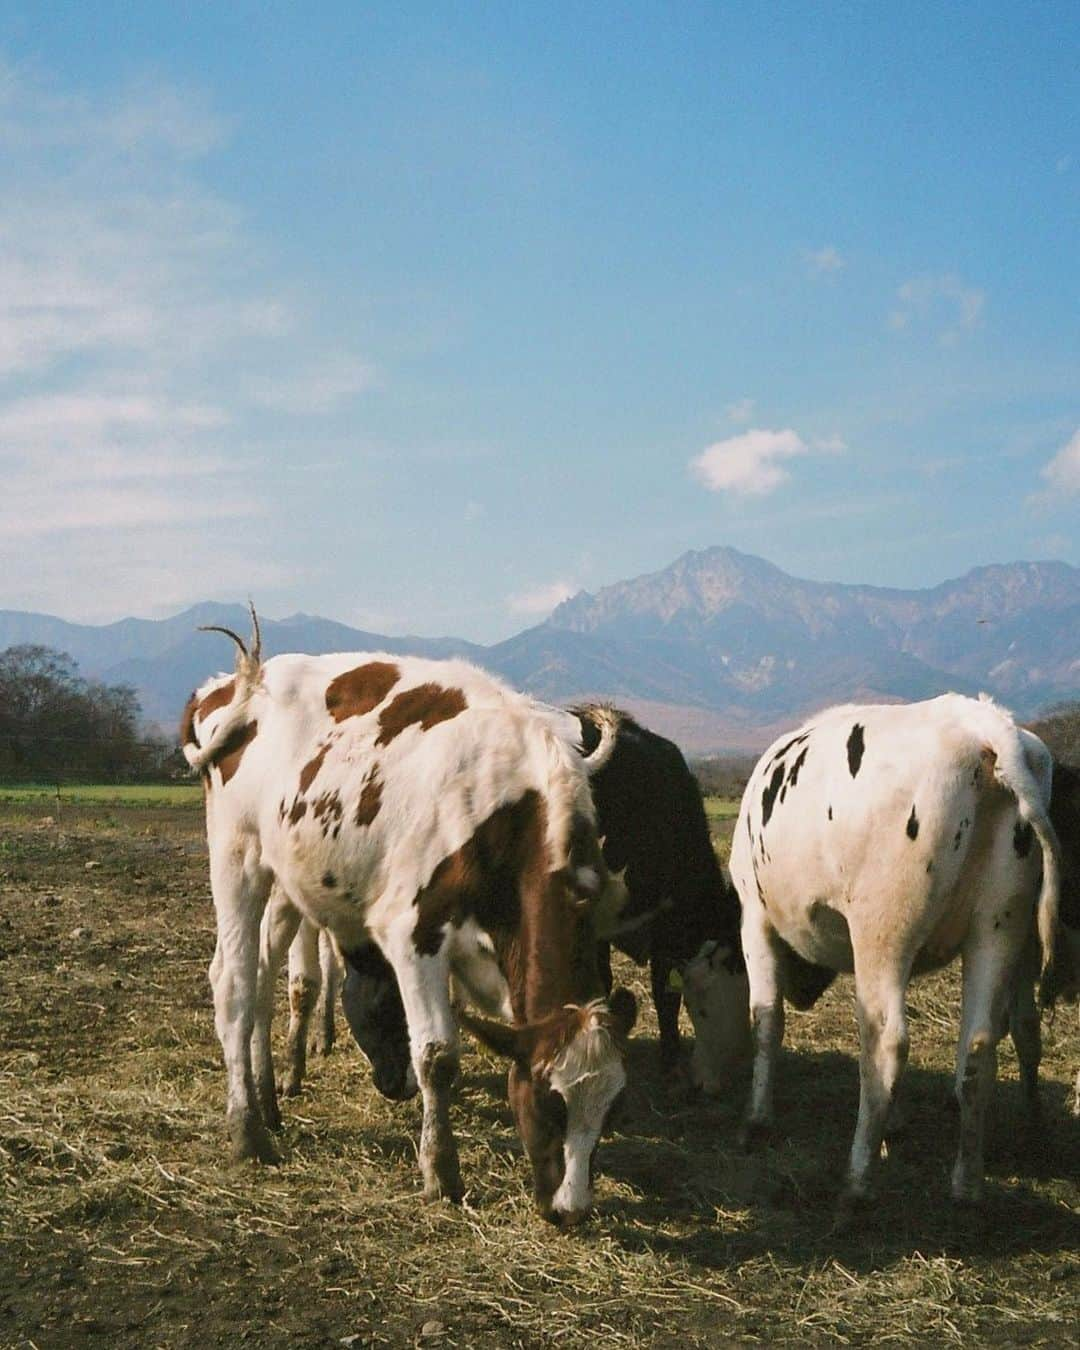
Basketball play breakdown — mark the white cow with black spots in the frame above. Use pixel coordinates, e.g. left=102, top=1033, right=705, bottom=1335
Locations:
left=730, top=693, right=1060, bottom=1208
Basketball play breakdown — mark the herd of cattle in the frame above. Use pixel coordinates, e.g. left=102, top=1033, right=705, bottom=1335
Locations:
left=181, top=612, right=1078, bottom=1226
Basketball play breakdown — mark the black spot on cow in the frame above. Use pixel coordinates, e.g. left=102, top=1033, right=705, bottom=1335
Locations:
left=827, top=805, right=833, bottom=821
left=926, top=859, right=934, bottom=874
left=906, top=805, right=919, bottom=840
left=953, top=816, right=970, bottom=852
left=770, top=731, right=810, bottom=765
left=786, top=746, right=809, bottom=793
left=1013, top=820, right=1034, bottom=859
left=761, top=763, right=785, bottom=827
left=846, top=724, right=865, bottom=778
left=322, top=872, right=336, bottom=889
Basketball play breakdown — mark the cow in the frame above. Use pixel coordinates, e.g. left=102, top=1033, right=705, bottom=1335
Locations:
left=572, top=704, right=749, bottom=1089
left=1038, top=758, right=1080, bottom=1115
left=728, top=693, right=1060, bottom=1209
left=181, top=614, right=637, bottom=1224
left=277, top=704, right=750, bottom=1103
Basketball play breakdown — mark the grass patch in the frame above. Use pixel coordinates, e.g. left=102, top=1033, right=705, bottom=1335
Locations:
left=0, top=801, right=1075, bottom=1348
left=0, top=782, right=203, bottom=807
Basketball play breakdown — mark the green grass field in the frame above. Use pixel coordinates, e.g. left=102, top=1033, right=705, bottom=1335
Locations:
left=0, top=782, right=203, bottom=807
left=703, top=795, right=741, bottom=821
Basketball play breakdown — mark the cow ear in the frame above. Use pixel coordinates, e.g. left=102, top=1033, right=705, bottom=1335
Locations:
left=459, top=1010, right=531, bottom=1066
left=608, top=986, right=637, bottom=1040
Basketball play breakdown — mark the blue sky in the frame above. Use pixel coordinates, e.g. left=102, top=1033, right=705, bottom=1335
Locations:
left=0, top=2, right=1076, bottom=639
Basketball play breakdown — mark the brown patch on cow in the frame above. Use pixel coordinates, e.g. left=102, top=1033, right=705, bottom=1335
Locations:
left=199, top=679, right=236, bottom=720
left=412, top=791, right=544, bottom=957
left=376, top=683, right=467, bottom=747
left=326, top=662, right=400, bottom=722
left=213, top=720, right=258, bottom=786
left=180, top=694, right=200, bottom=748
left=288, top=798, right=308, bottom=825
left=299, top=743, right=331, bottom=793
left=312, top=789, right=343, bottom=835
left=355, top=766, right=383, bottom=827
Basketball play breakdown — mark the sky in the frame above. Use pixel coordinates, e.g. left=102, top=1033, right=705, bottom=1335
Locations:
left=0, top=1, right=1077, bottom=642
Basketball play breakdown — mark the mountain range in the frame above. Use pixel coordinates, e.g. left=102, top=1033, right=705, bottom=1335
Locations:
left=2, top=548, right=1077, bottom=752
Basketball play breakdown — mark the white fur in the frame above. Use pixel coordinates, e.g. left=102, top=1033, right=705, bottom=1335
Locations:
left=547, top=1004, right=626, bottom=1215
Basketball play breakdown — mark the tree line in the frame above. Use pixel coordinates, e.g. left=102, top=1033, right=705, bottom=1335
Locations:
left=1, top=640, right=1077, bottom=786
left=0, top=645, right=181, bottom=782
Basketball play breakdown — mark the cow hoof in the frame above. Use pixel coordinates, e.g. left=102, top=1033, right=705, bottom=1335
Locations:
left=740, top=1118, right=771, bottom=1152
left=230, top=1125, right=280, bottom=1166
left=422, top=1177, right=464, bottom=1205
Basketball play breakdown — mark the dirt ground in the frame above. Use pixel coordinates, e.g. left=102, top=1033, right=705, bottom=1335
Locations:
left=0, top=801, right=1076, bottom=1348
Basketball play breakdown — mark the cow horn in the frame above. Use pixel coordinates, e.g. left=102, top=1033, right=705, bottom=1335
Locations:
left=198, top=602, right=262, bottom=679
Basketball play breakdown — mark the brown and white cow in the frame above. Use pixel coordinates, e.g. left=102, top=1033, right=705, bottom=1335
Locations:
left=277, top=703, right=750, bottom=1103
left=182, top=617, right=635, bottom=1223
left=729, top=693, right=1060, bottom=1208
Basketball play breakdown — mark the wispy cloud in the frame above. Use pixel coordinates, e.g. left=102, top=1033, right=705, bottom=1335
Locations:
left=725, top=397, right=756, bottom=424
left=1038, top=426, right=1080, bottom=497
left=0, top=54, right=374, bottom=620
left=246, top=358, right=377, bottom=414
left=888, top=273, right=985, bottom=343
left=804, top=246, right=845, bottom=277
left=689, top=427, right=845, bottom=498
left=507, top=580, right=576, bottom=615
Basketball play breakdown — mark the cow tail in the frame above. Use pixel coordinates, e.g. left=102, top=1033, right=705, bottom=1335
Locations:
left=986, top=724, right=1061, bottom=981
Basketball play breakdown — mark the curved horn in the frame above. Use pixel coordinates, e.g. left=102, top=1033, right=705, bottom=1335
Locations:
left=198, top=624, right=249, bottom=660
left=247, top=600, right=262, bottom=665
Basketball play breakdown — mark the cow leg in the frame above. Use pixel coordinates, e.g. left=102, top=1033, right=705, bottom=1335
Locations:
left=281, top=916, right=320, bottom=1097
left=207, top=843, right=277, bottom=1163
left=952, top=939, right=1014, bottom=1203
left=1006, top=931, right=1042, bottom=1126
left=387, top=931, right=463, bottom=1202
left=251, top=888, right=302, bottom=1126
left=596, top=939, right=613, bottom=995
left=650, top=954, right=682, bottom=1076
left=314, top=930, right=340, bottom=1055
left=844, top=942, right=910, bottom=1206
left=740, top=897, right=784, bottom=1148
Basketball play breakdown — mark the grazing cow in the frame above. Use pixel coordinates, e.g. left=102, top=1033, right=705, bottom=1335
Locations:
left=182, top=617, right=636, bottom=1223
left=729, top=694, right=1060, bottom=1207
left=1039, top=758, right=1080, bottom=1115
left=573, top=705, right=749, bottom=1090
left=279, top=704, right=750, bottom=1102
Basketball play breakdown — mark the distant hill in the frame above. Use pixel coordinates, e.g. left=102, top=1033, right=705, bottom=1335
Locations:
left=2, top=549, right=1077, bottom=752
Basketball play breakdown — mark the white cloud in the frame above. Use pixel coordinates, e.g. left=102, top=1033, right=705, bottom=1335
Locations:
left=0, top=55, right=375, bottom=620
left=690, top=427, right=838, bottom=497
left=507, top=580, right=576, bottom=615
left=889, top=273, right=985, bottom=343
left=246, top=359, right=376, bottom=414
left=1039, top=427, right=1080, bottom=497
left=725, top=397, right=756, bottom=424
left=805, top=246, right=845, bottom=276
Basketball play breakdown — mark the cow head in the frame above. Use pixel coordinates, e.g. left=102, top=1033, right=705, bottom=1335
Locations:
left=340, top=945, right=418, bottom=1101
left=463, top=988, right=636, bottom=1226
left=680, top=940, right=751, bottom=1094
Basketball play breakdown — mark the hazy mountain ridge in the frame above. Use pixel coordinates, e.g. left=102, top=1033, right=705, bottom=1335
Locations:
left=2, top=549, right=1076, bottom=752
